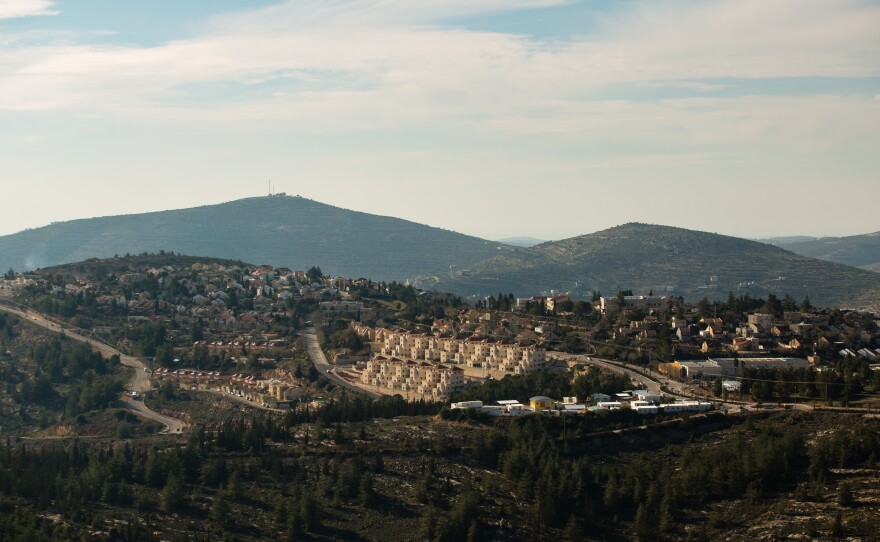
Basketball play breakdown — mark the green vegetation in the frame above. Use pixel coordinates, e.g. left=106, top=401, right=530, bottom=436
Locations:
left=430, top=223, right=880, bottom=308
left=0, top=196, right=506, bottom=280
left=355, top=282, right=463, bottom=323
left=778, top=231, right=880, bottom=270
left=738, top=358, right=880, bottom=405
left=0, top=313, right=128, bottom=433
left=12, top=337, right=122, bottom=417
left=0, top=405, right=877, bottom=541
left=450, top=366, right=632, bottom=405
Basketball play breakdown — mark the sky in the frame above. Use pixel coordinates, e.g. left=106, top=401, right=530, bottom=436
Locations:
left=0, top=0, right=878, bottom=242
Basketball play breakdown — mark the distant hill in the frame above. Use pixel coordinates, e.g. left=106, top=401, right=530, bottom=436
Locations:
left=496, top=236, right=548, bottom=248
left=423, top=223, right=880, bottom=309
left=755, top=236, right=819, bottom=245
left=35, top=254, right=249, bottom=279
left=0, top=196, right=507, bottom=281
left=776, top=232, right=880, bottom=271
left=862, top=263, right=880, bottom=273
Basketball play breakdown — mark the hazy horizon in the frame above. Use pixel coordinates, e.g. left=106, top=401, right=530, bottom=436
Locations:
left=1, top=1, right=878, bottom=240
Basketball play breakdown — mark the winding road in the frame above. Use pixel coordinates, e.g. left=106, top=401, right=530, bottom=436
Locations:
left=301, top=328, right=382, bottom=399
left=551, top=352, right=681, bottom=395
left=0, top=302, right=187, bottom=434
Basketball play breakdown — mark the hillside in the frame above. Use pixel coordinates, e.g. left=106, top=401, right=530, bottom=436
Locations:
left=777, top=232, right=880, bottom=271
left=754, top=235, right=818, bottom=245
left=0, top=196, right=506, bottom=281
left=496, top=236, right=547, bottom=247
left=424, top=223, right=880, bottom=308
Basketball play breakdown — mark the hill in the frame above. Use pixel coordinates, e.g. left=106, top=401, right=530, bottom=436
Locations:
left=496, top=236, right=547, bottom=247
left=0, top=196, right=506, bottom=281
left=35, top=253, right=249, bottom=279
left=777, top=232, right=880, bottom=271
left=424, top=223, right=880, bottom=309
left=754, top=235, right=819, bottom=245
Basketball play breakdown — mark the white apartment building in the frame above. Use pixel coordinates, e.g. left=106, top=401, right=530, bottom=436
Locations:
left=379, top=330, right=546, bottom=374
left=361, top=356, right=466, bottom=399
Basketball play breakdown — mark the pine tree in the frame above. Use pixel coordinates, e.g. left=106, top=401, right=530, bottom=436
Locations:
left=211, top=491, right=231, bottom=529
left=299, top=490, right=319, bottom=532
left=273, top=497, right=287, bottom=525
left=160, top=475, right=184, bottom=512
left=837, top=482, right=853, bottom=507
left=467, top=519, right=481, bottom=542
left=562, top=514, right=584, bottom=542
left=227, top=469, right=243, bottom=502
left=372, top=453, right=385, bottom=474
left=831, top=510, right=844, bottom=539
left=286, top=508, right=303, bottom=541
left=358, top=473, right=376, bottom=507
left=419, top=506, right=439, bottom=541
left=603, top=475, right=619, bottom=512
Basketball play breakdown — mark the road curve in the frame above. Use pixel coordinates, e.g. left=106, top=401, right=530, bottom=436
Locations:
left=556, top=352, right=760, bottom=412
left=0, top=303, right=187, bottom=434
left=301, top=328, right=382, bottom=399
left=553, top=352, right=679, bottom=397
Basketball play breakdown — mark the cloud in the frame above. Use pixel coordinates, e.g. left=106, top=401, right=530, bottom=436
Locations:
left=204, top=0, right=570, bottom=32
left=0, top=0, right=57, bottom=20
left=595, top=0, right=880, bottom=79
left=3, top=0, right=878, bottom=107
left=0, top=0, right=878, bottom=156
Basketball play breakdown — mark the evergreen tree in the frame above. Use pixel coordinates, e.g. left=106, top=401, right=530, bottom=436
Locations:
left=562, top=514, right=585, bottom=542
left=832, top=510, right=844, bottom=539
left=419, top=506, right=439, bottom=541
left=160, top=475, right=185, bottom=513
left=299, top=490, right=319, bottom=532
left=211, top=491, right=231, bottom=529
left=837, top=482, right=853, bottom=507
left=358, top=473, right=376, bottom=507
left=467, top=519, right=481, bottom=542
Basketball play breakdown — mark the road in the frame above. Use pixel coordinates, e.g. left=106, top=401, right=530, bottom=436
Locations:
left=558, top=353, right=782, bottom=413
left=301, top=328, right=382, bottom=399
left=0, top=303, right=187, bottom=434
left=554, top=352, right=681, bottom=397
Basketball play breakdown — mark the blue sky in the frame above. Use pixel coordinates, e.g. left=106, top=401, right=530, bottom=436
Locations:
left=1, top=0, right=878, bottom=241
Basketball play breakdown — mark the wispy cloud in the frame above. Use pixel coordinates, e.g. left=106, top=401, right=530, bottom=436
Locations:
left=2, top=0, right=877, bottom=109
left=0, top=1, right=878, bottom=157
left=0, top=0, right=57, bottom=20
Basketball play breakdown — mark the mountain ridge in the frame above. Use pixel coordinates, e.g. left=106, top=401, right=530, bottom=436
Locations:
left=3, top=202, right=878, bottom=310
left=422, top=223, right=880, bottom=309
left=776, top=232, right=880, bottom=270
left=0, top=196, right=508, bottom=281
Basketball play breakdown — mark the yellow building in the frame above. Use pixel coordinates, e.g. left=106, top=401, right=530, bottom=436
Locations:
left=529, top=396, right=555, bottom=411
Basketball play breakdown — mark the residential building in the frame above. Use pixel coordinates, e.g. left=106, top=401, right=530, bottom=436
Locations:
left=360, top=356, right=466, bottom=399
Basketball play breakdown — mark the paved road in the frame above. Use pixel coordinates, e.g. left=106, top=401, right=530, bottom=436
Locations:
left=554, top=352, right=681, bottom=397
left=0, top=303, right=187, bottom=434
left=301, top=328, right=382, bottom=399
left=556, top=352, right=772, bottom=412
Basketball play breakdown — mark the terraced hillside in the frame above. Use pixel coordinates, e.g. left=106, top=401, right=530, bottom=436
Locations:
left=0, top=196, right=506, bottom=281
left=777, top=232, right=880, bottom=271
left=426, top=223, right=880, bottom=309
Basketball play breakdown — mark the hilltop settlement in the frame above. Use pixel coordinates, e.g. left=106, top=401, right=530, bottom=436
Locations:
left=3, top=254, right=879, bottom=410
left=1, top=254, right=880, bottom=542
